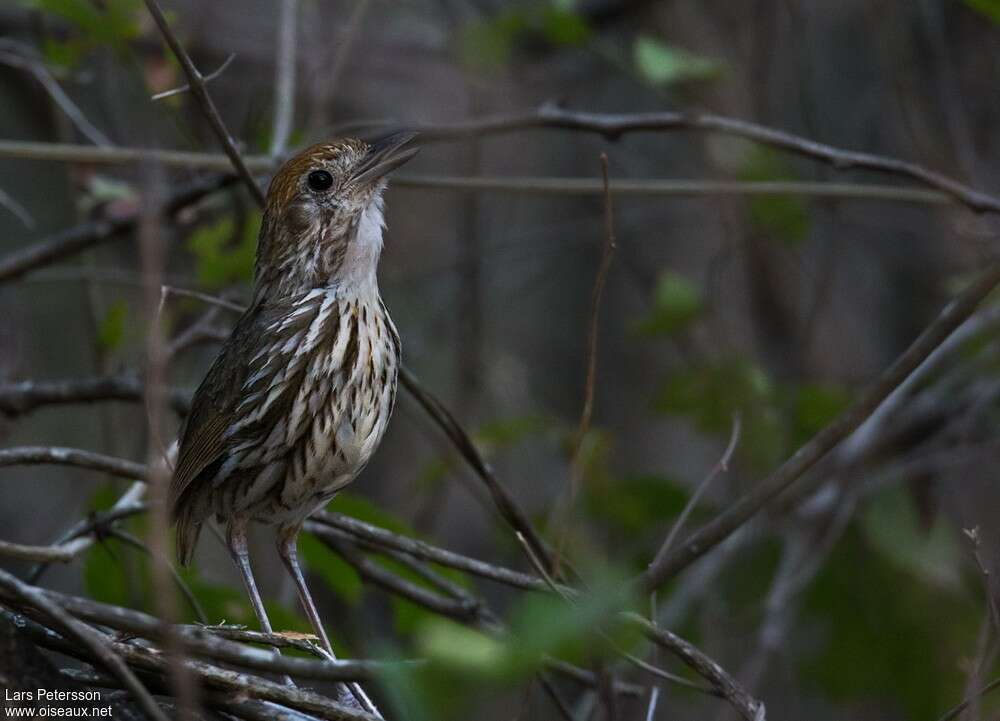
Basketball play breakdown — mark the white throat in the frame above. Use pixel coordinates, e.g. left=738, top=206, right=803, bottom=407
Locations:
left=339, top=194, right=385, bottom=293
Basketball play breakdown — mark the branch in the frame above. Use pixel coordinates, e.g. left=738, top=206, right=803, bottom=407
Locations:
left=396, top=104, right=1000, bottom=214
left=399, top=366, right=555, bottom=574
left=639, top=263, right=1000, bottom=591
left=626, top=613, right=765, bottom=721
left=0, top=173, right=235, bottom=284
left=0, top=375, right=191, bottom=418
left=0, top=446, right=147, bottom=479
left=143, top=0, right=266, bottom=207
left=270, top=0, right=299, bottom=156
left=0, top=140, right=964, bottom=205
left=0, top=569, right=169, bottom=721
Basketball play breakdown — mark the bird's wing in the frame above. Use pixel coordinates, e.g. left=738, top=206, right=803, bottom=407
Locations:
left=169, top=305, right=270, bottom=513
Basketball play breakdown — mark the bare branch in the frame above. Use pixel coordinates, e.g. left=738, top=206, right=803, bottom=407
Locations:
left=0, top=446, right=146, bottom=479
left=0, top=569, right=169, bottom=721
left=0, top=375, right=191, bottom=418
left=648, top=412, right=742, bottom=569
left=639, top=263, right=1000, bottom=591
left=0, top=186, right=34, bottom=229
left=0, top=41, right=112, bottom=147
left=151, top=53, right=236, bottom=101
left=396, top=104, right=1000, bottom=214
left=270, top=0, right=299, bottom=156
left=399, top=366, right=555, bottom=574
left=0, top=174, right=236, bottom=284
left=143, top=0, right=266, bottom=206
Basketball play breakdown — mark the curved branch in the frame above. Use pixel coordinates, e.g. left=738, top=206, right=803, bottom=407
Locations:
left=0, top=446, right=147, bottom=480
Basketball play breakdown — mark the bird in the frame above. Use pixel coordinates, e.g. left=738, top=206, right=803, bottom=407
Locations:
left=169, top=133, right=418, bottom=712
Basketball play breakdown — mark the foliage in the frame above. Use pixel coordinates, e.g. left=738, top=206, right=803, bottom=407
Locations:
left=186, top=212, right=259, bottom=289
left=633, top=36, right=725, bottom=86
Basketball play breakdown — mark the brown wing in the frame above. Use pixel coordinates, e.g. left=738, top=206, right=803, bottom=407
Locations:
left=169, top=305, right=267, bottom=515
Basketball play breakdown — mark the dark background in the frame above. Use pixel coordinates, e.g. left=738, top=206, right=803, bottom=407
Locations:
left=2, top=1, right=1000, bottom=719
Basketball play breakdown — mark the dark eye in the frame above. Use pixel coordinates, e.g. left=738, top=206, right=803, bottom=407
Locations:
left=307, top=170, right=334, bottom=192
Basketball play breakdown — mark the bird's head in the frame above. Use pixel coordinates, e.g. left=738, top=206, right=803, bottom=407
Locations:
left=254, top=132, right=419, bottom=300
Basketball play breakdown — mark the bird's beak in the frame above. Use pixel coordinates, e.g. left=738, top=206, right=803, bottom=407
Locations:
left=353, top=131, right=420, bottom=187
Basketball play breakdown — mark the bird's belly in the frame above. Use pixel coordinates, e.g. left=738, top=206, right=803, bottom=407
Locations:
left=223, top=372, right=396, bottom=525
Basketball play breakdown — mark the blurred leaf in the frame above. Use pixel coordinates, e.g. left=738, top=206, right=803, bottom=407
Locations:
left=862, top=485, right=962, bottom=589
left=20, top=0, right=141, bottom=47
left=83, top=541, right=129, bottom=607
left=802, top=523, right=978, bottom=719
left=458, top=11, right=526, bottom=71
left=299, top=534, right=362, bottom=605
left=540, top=6, right=591, bottom=46
left=97, top=299, right=128, bottom=351
left=40, top=37, right=87, bottom=69
left=187, top=213, right=258, bottom=289
left=790, top=383, right=851, bottom=448
left=966, top=0, right=1000, bottom=24
left=740, top=148, right=810, bottom=245
left=657, top=358, right=786, bottom=469
left=637, top=271, right=704, bottom=336
left=633, top=36, right=724, bottom=86
left=583, top=474, right=689, bottom=533
left=475, top=414, right=548, bottom=452
left=416, top=619, right=507, bottom=675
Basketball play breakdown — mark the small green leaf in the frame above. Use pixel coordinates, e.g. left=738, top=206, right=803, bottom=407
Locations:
left=416, top=619, right=507, bottom=674
left=83, top=542, right=129, bottom=607
left=633, top=36, right=724, bottom=86
left=540, top=7, right=591, bottom=46
left=966, top=0, right=1000, bottom=24
left=862, top=486, right=962, bottom=589
left=740, top=148, right=810, bottom=245
left=97, top=299, right=128, bottom=351
left=637, top=271, right=703, bottom=336
left=187, top=213, right=258, bottom=289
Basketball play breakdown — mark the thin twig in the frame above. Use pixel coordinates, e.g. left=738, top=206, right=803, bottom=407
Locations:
left=270, top=0, right=299, bottom=156
left=0, top=446, right=147, bottom=479
left=143, top=0, right=266, bottom=206
left=0, top=41, right=112, bottom=146
left=639, top=263, right=1000, bottom=591
left=152, top=53, right=236, bottom=101
left=649, top=412, right=742, bottom=568
left=0, top=186, right=34, bottom=229
left=0, top=140, right=966, bottom=204
left=0, top=173, right=236, bottom=284
left=0, top=375, right=191, bottom=417
left=937, top=677, right=1000, bottom=721
left=395, top=103, right=1000, bottom=214
left=552, top=153, right=618, bottom=572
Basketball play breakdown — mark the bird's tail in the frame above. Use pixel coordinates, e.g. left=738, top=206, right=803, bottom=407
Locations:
left=174, top=503, right=203, bottom=567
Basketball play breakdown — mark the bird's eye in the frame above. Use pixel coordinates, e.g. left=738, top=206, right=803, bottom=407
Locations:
left=307, top=170, right=334, bottom=192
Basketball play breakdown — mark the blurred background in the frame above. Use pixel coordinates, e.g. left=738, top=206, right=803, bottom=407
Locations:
left=2, top=0, right=1000, bottom=719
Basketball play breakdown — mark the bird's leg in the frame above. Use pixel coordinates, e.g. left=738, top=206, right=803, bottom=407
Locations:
left=226, top=519, right=295, bottom=686
left=277, top=523, right=382, bottom=717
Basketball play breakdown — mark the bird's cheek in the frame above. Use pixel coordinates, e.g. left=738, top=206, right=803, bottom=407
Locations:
left=283, top=201, right=317, bottom=235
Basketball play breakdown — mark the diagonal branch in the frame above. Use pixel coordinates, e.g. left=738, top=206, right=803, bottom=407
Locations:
left=639, top=263, right=1000, bottom=591
left=143, top=0, right=266, bottom=207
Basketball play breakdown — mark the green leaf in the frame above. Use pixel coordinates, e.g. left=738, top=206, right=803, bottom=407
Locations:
left=583, top=474, right=689, bottom=533
left=633, top=36, right=724, bottom=86
left=186, top=213, right=258, bottom=289
left=458, top=12, right=526, bottom=72
left=83, top=542, right=129, bottom=607
left=861, top=486, right=962, bottom=589
left=740, top=148, right=810, bottom=245
left=97, top=299, right=128, bottom=351
left=416, top=619, right=507, bottom=675
left=540, top=6, right=591, bottom=46
left=637, top=271, right=703, bottom=336
left=966, top=0, right=1000, bottom=24
left=802, top=523, right=978, bottom=719
left=790, top=383, right=851, bottom=448
left=20, top=0, right=141, bottom=47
